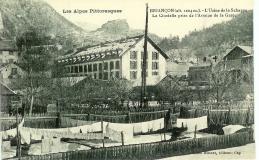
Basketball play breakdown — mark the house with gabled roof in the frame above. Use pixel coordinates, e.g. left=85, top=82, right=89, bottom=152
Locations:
left=187, top=45, right=253, bottom=89
left=0, top=82, right=17, bottom=112
left=55, top=35, right=169, bottom=86
left=0, top=40, right=19, bottom=64
left=0, top=63, right=26, bottom=85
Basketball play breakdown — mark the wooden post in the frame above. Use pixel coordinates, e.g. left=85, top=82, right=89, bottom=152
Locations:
left=87, top=113, right=90, bottom=121
left=101, top=119, right=104, bottom=133
left=41, top=135, right=44, bottom=154
left=15, top=104, right=21, bottom=159
left=194, top=109, right=197, bottom=118
left=121, top=131, right=124, bottom=146
left=102, top=139, right=105, bottom=148
left=160, top=123, right=162, bottom=141
left=56, top=112, right=61, bottom=128
left=128, top=112, right=131, bottom=123
left=207, top=109, right=210, bottom=126
left=194, top=124, right=197, bottom=139
left=246, top=107, right=250, bottom=126
left=227, top=107, right=231, bottom=124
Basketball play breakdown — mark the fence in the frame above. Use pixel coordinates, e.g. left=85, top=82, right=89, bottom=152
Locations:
left=1, top=107, right=254, bottom=130
left=186, top=101, right=253, bottom=110
left=23, top=118, right=58, bottom=129
left=0, top=114, right=58, bottom=130
left=63, top=110, right=168, bottom=124
left=188, top=108, right=254, bottom=125
left=60, top=104, right=173, bottom=115
left=1, top=111, right=168, bottom=130
left=9, top=130, right=254, bottom=160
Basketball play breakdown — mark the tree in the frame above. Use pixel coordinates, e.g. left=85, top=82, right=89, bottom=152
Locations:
left=208, top=68, right=252, bottom=107
left=156, top=76, right=186, bottom=108
left=109, top=78, right=132, bottom=107
left=68, top=77, right=132, bottom=110
left=14, top=29, right=53, bottom=116
left=158, top=36, right=179, bottom=52
left=209, top=69, right=232, bottom=106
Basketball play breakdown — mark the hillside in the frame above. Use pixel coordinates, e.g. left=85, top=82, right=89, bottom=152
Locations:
left=0, top=0, right=163, bottom=55
left=179, top=10, right=253, bottom=56
left=0, top=0, right=87, bottom=52
left=0, top=0, right=84, bottom=37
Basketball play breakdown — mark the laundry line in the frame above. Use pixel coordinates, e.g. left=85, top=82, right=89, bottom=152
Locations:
left=176, top=116, right=208, bottom=132
left=1, top=117, right=165, bottom=145
left=0, top=119, right=24, bottom=139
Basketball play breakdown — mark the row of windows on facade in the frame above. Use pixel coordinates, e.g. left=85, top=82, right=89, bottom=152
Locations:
left=130, top=61, right=159, bottom=70
left=0, top=51, right=15, bottom=55
left=69, top=70, right=120, bottom=80
left=129, top=71, right=159, bottom=80
left=130, top=51, right=159, bottom=60
left=92, top=71, right=120, bottom=80
left=66, top=61, right=120, bottom=74
left=0, top=58, right=15, bottom=63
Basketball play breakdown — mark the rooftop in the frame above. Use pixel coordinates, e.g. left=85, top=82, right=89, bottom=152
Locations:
left=58, top=35, right=143, bottom=60
left=0, top=81, right=16, bottom=95
left=237, top=45, right=253, bottom=55
left=57, top=35, right=168, bottom=64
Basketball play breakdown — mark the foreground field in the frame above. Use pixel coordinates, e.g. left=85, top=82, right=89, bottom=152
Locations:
left=159, top=143, right=255, bottom=160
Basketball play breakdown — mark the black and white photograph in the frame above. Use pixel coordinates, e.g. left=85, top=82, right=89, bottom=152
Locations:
left=0, top=0, right=256, bottom=159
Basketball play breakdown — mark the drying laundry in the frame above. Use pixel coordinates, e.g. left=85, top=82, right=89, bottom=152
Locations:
left=0, top=119, right=25, bottom=139
left=105, top=126, right=123, bottom=142
left=88, top=122, right=102, bottom=132
left=104, top=118, right=165, bottom=142
left=105, top=122, right=133, bottom=142
left=61, top=117, right=96, bottom=127
left=4, top=118, right=165, bottom=145
left=68, top=126, right=81, bottom=133
left=222, top=125, right=245, bottom=135
left=18, top=121, right=105, bottom=143
left=131, top=118, right=164, bottom=134
left=20, top=128, right=31, bottom=144
left=176, top=116, right=208, bottom=132
left=41, top=138, right=52, bottom=154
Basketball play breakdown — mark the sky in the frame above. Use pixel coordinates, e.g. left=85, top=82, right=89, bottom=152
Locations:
left=44, top=0, right=253, bottom=38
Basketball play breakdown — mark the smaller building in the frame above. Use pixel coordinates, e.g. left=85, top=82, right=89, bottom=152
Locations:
left=220, top=45, right=253, bottom=71
left=188, top=64, right=212, bottom=88
left=166, top=48, right=196, bottom=77
left=187, top=45, right=253, bottom=89
left=0, top=63, right=25, bottom=85
left=0, top=40, right=19, bottom=64
left=0, top=82, right=17, bottom=113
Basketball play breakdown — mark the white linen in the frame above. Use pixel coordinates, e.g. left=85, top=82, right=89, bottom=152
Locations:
left=176, top=116, right=208, bottom=132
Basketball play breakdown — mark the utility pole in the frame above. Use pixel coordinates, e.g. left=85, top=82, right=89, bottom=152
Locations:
left=140, top=3, right=149, bottom=108
left=13, top=99, right=21, bottom=159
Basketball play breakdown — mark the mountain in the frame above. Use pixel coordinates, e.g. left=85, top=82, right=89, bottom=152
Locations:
left=97, top=19, right=130, bottom=34
left=80, top=19, right=162, bottom=48
left=0, top=0, right=84, bottom=37
left=0, top=0, right=162, bottom=55
left=179, top=10, right=253, bottom=57
left=0, top=0, right=87, bottom=52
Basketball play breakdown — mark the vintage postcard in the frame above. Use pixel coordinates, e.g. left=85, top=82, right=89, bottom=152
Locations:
left=0, top=0, right=255, bottom=159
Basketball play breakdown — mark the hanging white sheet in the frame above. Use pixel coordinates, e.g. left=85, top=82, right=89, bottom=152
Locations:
left=176, top=116, right=208, bottom=132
